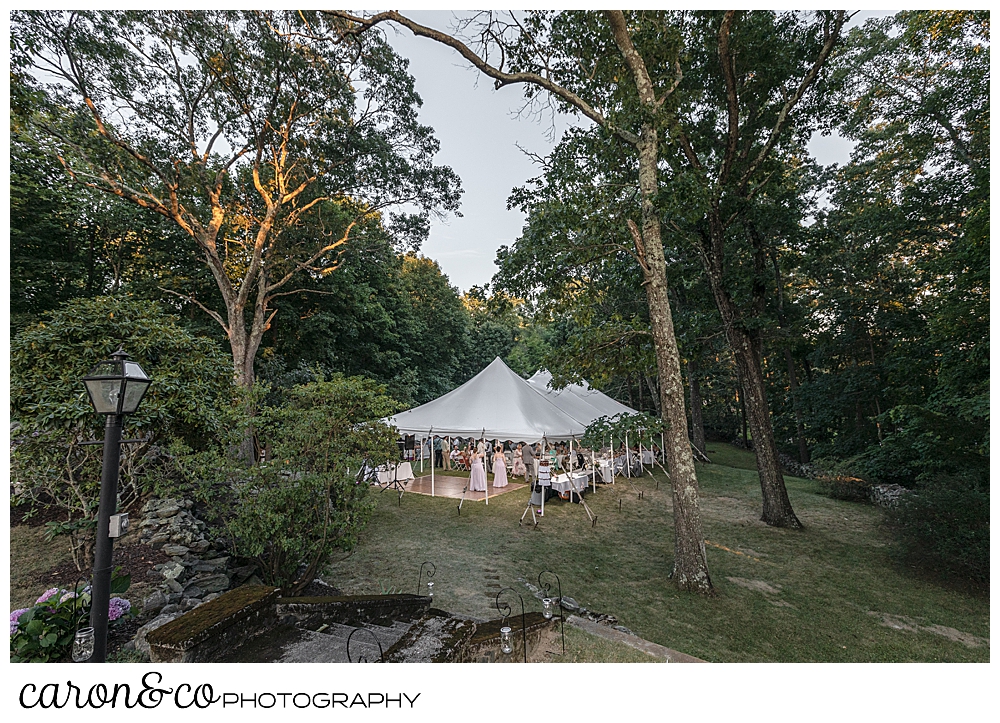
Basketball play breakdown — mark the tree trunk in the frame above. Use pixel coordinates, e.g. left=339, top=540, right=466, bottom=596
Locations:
left=783, top=348, right=810, bottom=464
left=702, top=217, right=801, bottom=528
left=635, top=129, right=713, bottom=593
left=644, top=374, right=661, bottom=417
left=730, top=326, right=801, bottom=528
left=227, top=302, right=265, bottom=462
left=687, top=359, right=706, bottom=455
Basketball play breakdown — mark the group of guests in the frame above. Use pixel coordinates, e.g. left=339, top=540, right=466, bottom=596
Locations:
left=405, top=436, right=590, bottom=491
left=468, top=439, right=554, bottom=492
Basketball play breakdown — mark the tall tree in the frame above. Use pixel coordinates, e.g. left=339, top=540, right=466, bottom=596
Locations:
left=13, top=10, right=460, bottom=390
left=327, top=9, right=714, bottom=591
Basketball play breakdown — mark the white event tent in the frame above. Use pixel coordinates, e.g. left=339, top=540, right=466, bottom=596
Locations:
left=389, top=357, right=588, bottom=442
left=525, top=370, right=637, bottom=423
left=387, top=359, right=642, bottom=500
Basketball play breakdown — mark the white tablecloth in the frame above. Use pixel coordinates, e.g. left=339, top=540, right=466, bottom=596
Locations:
left=642, top=450, right=654, bottom=465
left=376, top=462, right=414, bottom=485
left=597, top=460, right=613, bottom=484
left=550, top=472, right=590, bottom=495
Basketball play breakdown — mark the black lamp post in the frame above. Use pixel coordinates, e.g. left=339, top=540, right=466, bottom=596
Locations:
left=81, top=347, right=151, bottom=662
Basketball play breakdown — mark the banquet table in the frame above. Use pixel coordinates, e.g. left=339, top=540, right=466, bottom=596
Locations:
left=376, top=462, right=414, bottom=486
left=550, top=472, right=591, bottom=496
left=642, top=450, right=654, bottom=465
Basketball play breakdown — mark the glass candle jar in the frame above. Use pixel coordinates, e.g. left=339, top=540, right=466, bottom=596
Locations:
left=542, top=598, right=554, bottom=619
left=500, top=626, right=513, bottom=655
left=72, top=627, right=95, bottom=662
left=427, top=581, right=434, bottom=598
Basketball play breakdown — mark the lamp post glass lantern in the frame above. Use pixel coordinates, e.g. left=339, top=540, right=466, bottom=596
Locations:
left=82, top=349, right=151, bottom=415
left=81, top=347, right=151, bottom=663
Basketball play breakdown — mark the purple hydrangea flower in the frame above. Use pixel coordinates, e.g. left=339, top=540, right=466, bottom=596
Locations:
left=108, top=597, right=131, bottom=622
left=10, top=609, right=29, bottom=636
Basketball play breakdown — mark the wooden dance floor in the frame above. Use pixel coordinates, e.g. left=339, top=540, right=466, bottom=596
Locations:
left=404, top=475, right=527, bottom=501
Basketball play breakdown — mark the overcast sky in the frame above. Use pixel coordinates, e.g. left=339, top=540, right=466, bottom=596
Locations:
left=383, top=10, right=890, bottom=292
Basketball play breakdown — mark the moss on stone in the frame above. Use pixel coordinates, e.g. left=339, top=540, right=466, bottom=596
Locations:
left=147, top=585, right=278, bottom=649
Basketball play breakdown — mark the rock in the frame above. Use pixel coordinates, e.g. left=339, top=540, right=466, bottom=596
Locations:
left=245, top=575, right=264, bottom=587
left=182, top=585, right=204, bottom=599
left=559, top=596, right=580, bottom=611
left=194, top=557, right=228, bottom=573
left=161, top=562, right=186, bottom=581
left=202, top=593, right=220, bottom=603
left=166, top=592, right=183, bottom=604
left=162, top=544, right=190, bottom=557
left=159, top=604, right=181, bottom=616
left=612, top=625, right=634, bottom=635
left=190, top=540, right=212, bottom=554
left=165, top=578, right=184, bottom=594
left=133, top=612, right=182, bottom=657
left=230, top=565, right=256, bottom=585
left=142, top=589, right=169, bottom=615
left=193, top=574, right=229, bottom=593
left=148, top=533, right=171, bottom=548
left=181, top=598, right=201, bottom=611
left=156, top=505, right=181, bottom=519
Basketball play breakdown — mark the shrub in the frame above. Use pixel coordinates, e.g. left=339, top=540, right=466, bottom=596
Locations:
left=884, top=472, right=990, bottom=586
left=856, top=405, right=988, bottom=488
left=10, top=573, right=132, bottom=663
left=10, top=296, right=233, bottom=568
left=820, top=475, right=875, bottom=503
left=220, top=375, right=400, bottom=596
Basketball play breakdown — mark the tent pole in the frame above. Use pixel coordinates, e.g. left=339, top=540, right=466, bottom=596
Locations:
left=626, top=432, right=630, bottom=478
left=420, top=435, right=424, bottom=474
left=592, top=448, right=596, bottom=494
left=541, top=435, right=546, bottom=517
left=483, top=432, right=488, bottom=506
left=430, top=431, right=434, bottom=497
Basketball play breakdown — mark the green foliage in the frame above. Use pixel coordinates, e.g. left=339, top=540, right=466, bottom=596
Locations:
left=885, top=473, right=989, bottom=585
left=820, top=476, right=874, bottom=504
left=10, top=296, right=233, bottom=567
left=10, top=572, right=133, bottom=663
left=581, top=412, right=666, bottom=451
left=221, top=375, right=399, bottom=596
left=855, top=406, right=988, bottom=489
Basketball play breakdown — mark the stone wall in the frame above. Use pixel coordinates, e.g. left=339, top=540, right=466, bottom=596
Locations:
left=138, top=498, right=256, bottom=618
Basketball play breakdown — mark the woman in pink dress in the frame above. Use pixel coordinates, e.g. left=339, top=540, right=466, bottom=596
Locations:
left=469, top=449, right=487, bottom=491
left=492, top=447, right=509, bottom=488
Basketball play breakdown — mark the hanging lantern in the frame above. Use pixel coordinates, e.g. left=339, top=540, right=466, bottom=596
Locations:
left=427, top=581, right=434, bottom=598
left=500, top=626, right=513, bottom=655
left=72, top=627, right=95, bottom=662
left=542, top=598, right=554, bottom=619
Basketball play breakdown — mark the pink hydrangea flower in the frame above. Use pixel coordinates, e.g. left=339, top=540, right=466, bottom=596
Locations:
left=36, top=588, right=61, bottom=604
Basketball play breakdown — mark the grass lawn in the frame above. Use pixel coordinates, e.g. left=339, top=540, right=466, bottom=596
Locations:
left=325, top=442, right=990, bottom=662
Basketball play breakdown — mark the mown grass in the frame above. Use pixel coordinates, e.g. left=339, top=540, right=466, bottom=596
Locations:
left=326, top=442, right=990, bottom=662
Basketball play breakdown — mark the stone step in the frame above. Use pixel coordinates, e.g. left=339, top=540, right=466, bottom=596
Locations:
left=384, top=610, right=478, bottom=663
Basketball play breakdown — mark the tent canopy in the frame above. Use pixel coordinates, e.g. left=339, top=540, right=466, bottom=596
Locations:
left=389, top=357, right=588, bottom=441
left=526, top=370, right=637, bottom=425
